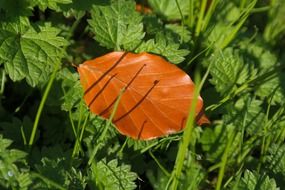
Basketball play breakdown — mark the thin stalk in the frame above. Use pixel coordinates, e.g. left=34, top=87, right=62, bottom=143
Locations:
left=170, top=63, right=211, bottom=190
left=215, top=129, right=235, bottom=190
left=88, top=87, right=126, bottom=165
left=237, top=98, right=250, bottom=164
left=188, top=0, right=194, bottom=29
left=195, top=0, right=207, bottom=37
left=251, top=6, right=270, bottom=13
left=31, top=172, right=66, bottom=190
left=72, top=112, right=89, bottom=158
left=170, top=74, right=200, bottom=190
left=79, top=113, right=89, bottom=142
left=69, top=110, right=77, bottom=140
left=0, top=69, right=6, bottom=95
left=240, top=0, right=247, bottom=9
left=202, top=0, right=220, bottom=31
left=149, top=150, right=170, bottom=177
left=185, top=43, right=212, bottom=68
left=175, top=0, right=185, bottom=43
left=258, top=88, right=276, bottom=171
left=220, top=0, right=257, bottom=49
left=206, top=62, right=284, bottom=112
left=118, top=138, right=129, bottom=156
left=20, top=125, right=27, bottom=145
left=28, top=63, right=60, bottom=146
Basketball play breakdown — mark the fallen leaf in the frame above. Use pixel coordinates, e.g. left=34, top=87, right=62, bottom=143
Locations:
left=78, top=52, right=209, bottom=140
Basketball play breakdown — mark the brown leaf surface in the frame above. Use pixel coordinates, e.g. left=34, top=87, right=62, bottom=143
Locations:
left=78, top=52, right=209, bottom=140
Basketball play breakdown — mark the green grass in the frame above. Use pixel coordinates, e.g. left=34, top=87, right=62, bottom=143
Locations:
left=0, top=0, right=285, bottom=189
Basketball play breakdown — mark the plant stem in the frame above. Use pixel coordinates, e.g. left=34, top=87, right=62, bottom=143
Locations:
left=202, top=0, right=220, bottom=31
left=31, top=172, right=66, bottom=190
left=195, top=0, right=207, bottom=37
left=215, top=129, right=235, bottom=190
left=28, top=63, right=60, bottom=146
left=170, top=74, right=200, bottom=190
left=188, top=0, right=194, bottom=29
left=0, top=69, right=6, bottom=95
left=175, top=0, right=185, bottom=43
left=149, top=150, right=170, bottom=177
left=88, top=87, right=125, bottom=165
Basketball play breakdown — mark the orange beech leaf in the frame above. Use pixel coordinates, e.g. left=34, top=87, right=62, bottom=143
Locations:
left=135, top=4, right=152, bottom=14
left=78, top=52, right=209, bottom=140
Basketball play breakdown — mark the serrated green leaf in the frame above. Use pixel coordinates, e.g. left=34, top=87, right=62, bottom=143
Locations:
left=0, top=21, right=68, bottom=86
left=30, top=0, right=72, bottom=11
left=209, top=48, right=256, bottom=95
left=223, top=96, right=266, bottom=135
left=88, top=0, right=144, bottom=51
left=33, top=157, right=67, bottom=189
left=242, top=42, right=278, bottom=70
left=142, top=15, right=163, bottom=36
left=232, top=170, right=278, bottom=190
left=241, top=42, right=285, bottom=104
left=200, top=124, right=241, bottom=162
left=136, top=32, right=189, bottom=64
left=90, top=158, right=137, bottom=190
left=165, top=24, right=192, bottom=43
left=255, top=74, right=285, bottom=105
left=58, top=68, right=83, bottom=111
left=265, top=144, right=285, bottom=174
left=0, top=135, right=31, bottom=190
left=60, top=0, right=109, bottom=18
left=148, top=0, right=189, bottom=20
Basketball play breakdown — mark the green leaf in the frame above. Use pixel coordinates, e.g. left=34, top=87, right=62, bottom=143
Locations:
left=60, top=0, right=109, bottom=18
left=0, top=135, right=31, bottom=190
left=34, top=157, right=69, bottom=189
left=264, top=0, right=285, bottom=44
left=265, top=144, right=285, bottom=174
left=88, top=0, right=144, bottom=51
left=0, top=20, right=68, bottom=86
left=209, top=48, right=256, bottom=95
left=142, top=15, right=163, bottom=36
left=255, top=74, right=285, bottom=105
left=146, top=167, right=169, bottom=190
left=179, top=154, right=206, bottom=190
left=0, top=116, right=34, bottom=145
left=165, top=24, right=192, bottom=43
left=0, top=0, right=32, bottom=18
left=148, top=0, right=189, bottom=20
left=214, top=1, right=241, bottom=23
left=232, top=170, right=278, bottom=190
left=223, top=96, right=266, bottom=136
left=30, top=0, right=72, bottom=12
left=136, top=32, right=189, bottom=64
left=200, top=124, right=241, bottom=162
left=241, top=42, right=285, bottom=104
left=89, top=158, right=137, bottom=190
left=50, top=68, right=83, bottom=111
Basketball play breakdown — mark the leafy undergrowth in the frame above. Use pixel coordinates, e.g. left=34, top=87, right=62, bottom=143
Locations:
left=0, top=0, right=285, bottom=189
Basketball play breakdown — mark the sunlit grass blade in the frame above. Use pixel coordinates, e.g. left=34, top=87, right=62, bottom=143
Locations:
left=28, top=63, right=61, bottom=147
left=169, top=63, right=211, bottom=190
left=87, top=87, right=126, bottom=165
